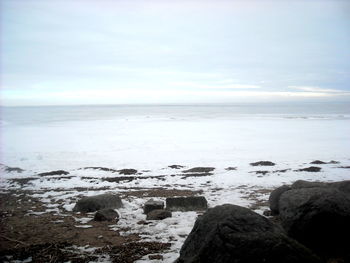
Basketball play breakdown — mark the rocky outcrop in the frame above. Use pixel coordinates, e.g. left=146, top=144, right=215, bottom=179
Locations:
left=166, top=196, right=207, bottom=211
left=177, top=204, right=320, bottom=263
left=295, top=166, right=321, bottom=172
left=73, top=194, right=123, bottom=213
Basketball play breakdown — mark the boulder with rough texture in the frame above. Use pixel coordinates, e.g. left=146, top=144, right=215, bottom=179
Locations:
left=143, top=199, right=164, bottom=214
left=177, top=204, right=321, bottom=263
left=94, top=208, right=119, bottom=222
left=73, top=194, right=123, bottom=213
left=278, top=187, right=350, bottom=258
left=268, top=185, right=291, bottom=215
left=146, top=209, right=172, bottom=220
left=166, top=196, right=207, bottom=211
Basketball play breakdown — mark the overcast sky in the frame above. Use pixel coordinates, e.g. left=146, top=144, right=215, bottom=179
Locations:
left=1, top=0, right=350, bottom=106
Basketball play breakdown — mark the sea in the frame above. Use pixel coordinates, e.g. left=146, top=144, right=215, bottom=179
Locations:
left=1, top=102, right=349, bottom=171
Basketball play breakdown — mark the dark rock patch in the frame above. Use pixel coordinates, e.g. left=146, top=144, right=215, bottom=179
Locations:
left=182, top=167, right=215, bottom=173
left=38, top=170, right=69, bottom=176
left=146, top=209, right=171, bottom=220
left=310, top=160, right=327, bottom=164
left=118, top=169, right=138, bottom=175
left=278, top=187, right=350, bottom=258
left=225, top=167, right=237, bottom=171
left=251, top=170, right=269, bottom=175
left=269, top=185, right=291, bottom=215
left=102, top=177, right=135, bottom=183
left=73, top=194, right=123, bottom=213
left=166, top=196, right=207, bottom=211
left=9, top=178, right=39, bottom=186
left=295, top=166, right=321, bottom=172
left=169, top=165, right=185, bottom=169
left=250, top=161, right=276, bottom=166
left=143, top=199, right=164, bottom=214
left=82, top=167, right=118, bottom=173
left=338, top=166, right=350, bottom=169
left=4, top=166, right=25, bottom=173
left=177, top=204, right=321, bottom=263
left=94, top=208, right=119, bottom=222
left=328, top=160, right=340, bottom=164
left=273, top=169, right=290, bottom=173
left=181, top=173, right=213, bottom=179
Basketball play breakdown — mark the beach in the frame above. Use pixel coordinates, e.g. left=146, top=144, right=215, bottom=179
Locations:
left=1, top=104, right=350, bottom=262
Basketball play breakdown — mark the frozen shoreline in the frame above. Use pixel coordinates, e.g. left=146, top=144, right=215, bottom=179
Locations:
left=1, top=160, right=350, bottom=262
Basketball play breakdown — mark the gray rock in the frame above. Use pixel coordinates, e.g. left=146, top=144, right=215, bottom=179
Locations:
left=295, top=166, right=321, bottom=172
left=310, top=160, right=327, bottom=164
left=269, top=185, right=291, bottom=215
left=146, top=209, right=172, bottom=220
left=177, top=204, right=321, bottom=263
left=118, top=169, right=137, bottom=175
left=291, top=180, right=327, bottom=189
left=94, top=208, right=119, bottom=222
left=182, top=167, right=215, bottom=173
left=73, top=194, right=123, bottom=213
left=143, top=199, right=164, bottom=214
left=38, top=170, right=69, bottom=176
left=250, top=161, right=276, bottom=166
left=279, top=187, right=350, bottom=258
left=166, top=196, right=207, bottom=211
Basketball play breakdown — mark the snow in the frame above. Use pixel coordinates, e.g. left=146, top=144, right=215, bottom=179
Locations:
left=1, top=105, right=349, bottom=262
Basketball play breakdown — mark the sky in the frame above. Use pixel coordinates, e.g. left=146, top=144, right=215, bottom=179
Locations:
left=1, top=0, right=350, bottom=106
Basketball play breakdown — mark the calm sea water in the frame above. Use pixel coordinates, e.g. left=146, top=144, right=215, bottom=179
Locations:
left=1, top=102, right=350, bottom=126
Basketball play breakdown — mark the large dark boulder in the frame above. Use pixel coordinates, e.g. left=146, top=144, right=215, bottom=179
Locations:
left=177, top=204, right=320, bottom=263
left=143, top=199, right=164, bottom=214
left=269, top=185, right=291, bottom=215
left=291, top=180, right=350, bottom=196
left=146, top=209, right=172, bottom=220
left=73, top=194, right=123, bottom=213
left=278, top=187, right=350, bottom=258
left=94, top=208, right=119, bottom=222
left=166, top=196, right=207, bottom=211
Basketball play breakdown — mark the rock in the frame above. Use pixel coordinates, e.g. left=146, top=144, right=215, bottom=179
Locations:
left=169, top=165, right=185, bottom=169
left=149, top=254, right=163, bottom=260
left=166, top=196, right=207, bottom=211
left=146, top=209, right=172, bottom=220
left=291, top=180, right=327, bottom=189
left=83, top=167, right=118, bottom=172
left=4, top=166, right=24, bottom=173
left=118, top=169, right=137, bottom=175
left=225, top=167, right=237, bottom=171
left=177, top=204, right=321, bottom=263
left=269, top=185, right=291, bottom=215
left=295, top=166, right=321, bottom=172
left=278, top=187, right=350, bottom=258
left=328, top=160, right=339, bottom=164
left=332, top=180, right=350, bottom=195
left=94, top=208, right=119, bottom=222
left=143, top=199, right=164, bottom=214
left=38, top=170, right=69, bottom=176
left=181, top=173, right=213, bottom=179
left=73, top=194, right=123, bottom=213
left=250, top=161, right=276, bottom=166
left=182, top=167, right=215, bottom=173
left=310, top=160, right=327, bottom=164
left=263, top=209, right=272, bottom=216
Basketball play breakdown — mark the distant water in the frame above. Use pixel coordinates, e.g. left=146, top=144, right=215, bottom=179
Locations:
left=1, top=102, right=350, bottom=126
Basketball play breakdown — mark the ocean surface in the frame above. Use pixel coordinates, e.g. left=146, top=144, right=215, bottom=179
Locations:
left=1, top=102, right=350, bottom=171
